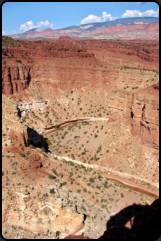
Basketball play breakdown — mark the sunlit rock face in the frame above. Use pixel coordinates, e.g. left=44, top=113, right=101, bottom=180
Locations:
left=2, top=201, right=84, bottom=239
left=2, top=35, right=159, bottom=239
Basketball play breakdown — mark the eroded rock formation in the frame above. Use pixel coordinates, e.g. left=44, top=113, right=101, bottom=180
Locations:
left=2, top=36, right=159, bottom=239
left=2, top=201, right=84, bottom=238
left=63, top=198, right=160, bottom=240
left=108, top=83, right=159, bottom=150
left=2, top=65, right=31, bottom=94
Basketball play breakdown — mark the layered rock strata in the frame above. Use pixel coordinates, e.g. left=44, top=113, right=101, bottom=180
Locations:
left=108, top=84, right=159, bottom=150
left=2, top=65, right=31, bottom=94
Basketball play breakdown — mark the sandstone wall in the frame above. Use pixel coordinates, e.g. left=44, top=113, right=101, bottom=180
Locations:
left=2, top=65, right=31, bottom=94
left=108, top=88, right=159, bottom=150
left=108, top=91, right=133, bottom=126
left=2, top=38, right=159, bottom=150
left=2, top=42, right=94, bottom=95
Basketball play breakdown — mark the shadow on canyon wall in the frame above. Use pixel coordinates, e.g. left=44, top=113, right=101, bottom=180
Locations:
left=26, top=126, right=50, bottom=153
left=98, top=198, right=160, bottom=240
left=64, top=198, right=160, bottom=240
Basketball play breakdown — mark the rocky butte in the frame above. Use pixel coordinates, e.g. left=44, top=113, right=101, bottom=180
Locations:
left=2, top=32, right=159, bottom=239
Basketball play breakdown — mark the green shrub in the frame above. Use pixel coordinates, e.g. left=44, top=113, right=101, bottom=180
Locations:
left=101, top=204, right=107, bottom=208
left=46, top=139, right=50, bottom=146
left=81, top=206, right=86, bottom=211
left=89, top=177, right=94, bottom=183
left=98, top=174, right=102, bottom=179
left=77, top=189, right=81, bottom=193
left=121, top=193, right=124, bottom=198
left=56, top=231, right=60, bottom=237
left=52, top=169, right=58, bottom=176
left=96, top=185, right=101, bottom=190
left=50, top=189, right=55, bottom=194
left=55, top=124, right=59, bottom=130
left=43, top=193, right=49, bottom=197
left=41, top=147, right=45, bottom=152
left=48, top=175, right=56, bottom=179
left=19, top=153, right=25, bottom=157
left=71, top=154, right=75, bottom=159
left=104, top=181, right=108, bottom=188
left=94, top=156, right=100, bottom=161
left=16, top=59, right=22, bottom=63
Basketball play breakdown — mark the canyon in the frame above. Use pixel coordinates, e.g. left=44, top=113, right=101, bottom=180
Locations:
left=2, top=35, right=159, bottom=239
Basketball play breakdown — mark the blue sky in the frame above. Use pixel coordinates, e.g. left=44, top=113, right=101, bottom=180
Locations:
left=2, top=2, right=159, bottom=35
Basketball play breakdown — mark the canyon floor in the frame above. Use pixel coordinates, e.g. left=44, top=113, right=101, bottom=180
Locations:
left=2, top=36, right=159, bottom=239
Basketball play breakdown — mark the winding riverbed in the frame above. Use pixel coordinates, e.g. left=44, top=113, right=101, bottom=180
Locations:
left=48, top=153, right=159, bottom=199
left=44, top=117, right=159, bottom=199
left=43, top=117, right=109, bottom=136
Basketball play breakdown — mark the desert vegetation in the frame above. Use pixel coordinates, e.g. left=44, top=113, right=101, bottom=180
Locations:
left=2, top=35, right=159, bottom=239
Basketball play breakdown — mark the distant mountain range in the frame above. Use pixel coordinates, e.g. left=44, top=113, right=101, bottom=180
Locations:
left=9, top=17, right=159, bottom=41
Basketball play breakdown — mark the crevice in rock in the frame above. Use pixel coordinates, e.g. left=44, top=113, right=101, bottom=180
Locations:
left=23, top=131, right=28, bottom=147
left=131, top=111, right=134, bottom=118
left=15, top=82, right=18, bottom=92
left=142, top=104, right=146, bottom=117
left=26, top=68, right=31, bottom=86
left=17, top=105, right=21, bottom=118
left=7, top=67, right=13, bottom=94
left=83, top=214, right=87, bottom=225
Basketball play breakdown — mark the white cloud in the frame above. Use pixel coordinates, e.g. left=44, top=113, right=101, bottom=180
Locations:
left=143, top=9, right=159, bottom=17
left=36, top=20, right=54, bottom=28
left=13, top=31, right=16, bottom=34
left=122, top=8, right=159, bottom=18
left=122, top=10, right=142, bottom=17
left=80, top=11, right=117, bottom=25
left=19, top=20, right=54, bottom=32
left=19, top=20, right=36, bottom=32
left=2, top=31, right=5, bottom=35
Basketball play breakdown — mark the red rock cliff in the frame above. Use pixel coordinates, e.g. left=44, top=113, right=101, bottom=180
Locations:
left=108, top=84, right=159, bottom=150
left=2, top=65, right=31, bottom=94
